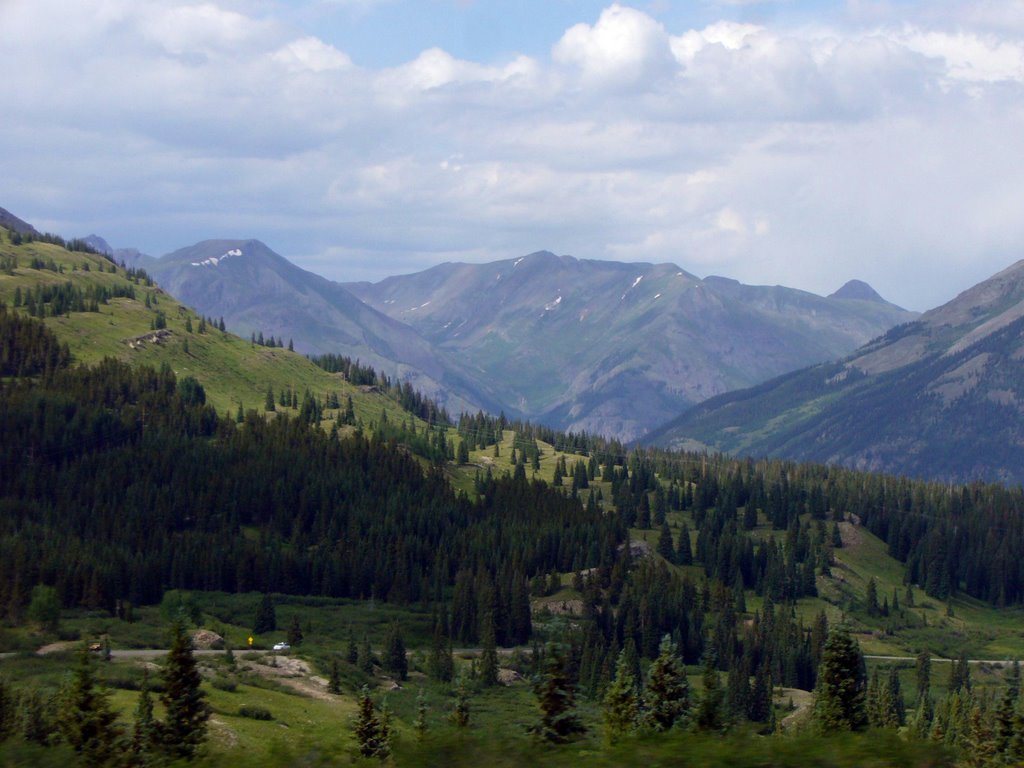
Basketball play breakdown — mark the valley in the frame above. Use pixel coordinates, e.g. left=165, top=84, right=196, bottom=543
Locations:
left=0, top=219, right=1022, bottom=767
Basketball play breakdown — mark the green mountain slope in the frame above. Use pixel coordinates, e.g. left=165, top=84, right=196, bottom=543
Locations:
left=0, top=228, right=418, bottom=428
left=146, top=239, right=497, bottom=417
left=647, top=260, right=1024, bottom=484
left=346, top=252, right=915, bottom=440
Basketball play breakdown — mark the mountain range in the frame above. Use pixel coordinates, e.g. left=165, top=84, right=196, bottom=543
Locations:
left=346, top=252, right=913, bottom=439
left=107, top=235, right=913, bottom=440
left=647, top=259, right=1024, bottom=484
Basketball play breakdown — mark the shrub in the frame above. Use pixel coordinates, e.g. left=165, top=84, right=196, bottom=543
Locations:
left=212, top=676, right=237, bottom=693
left=238, top=705, right=273, bottom=721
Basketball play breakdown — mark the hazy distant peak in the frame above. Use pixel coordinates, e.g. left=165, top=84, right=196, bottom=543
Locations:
left=829, top=279, right=886, bottom=303
left=83, top=234, right=114, bottom=256
left=0, top=206, right=39, bottom=236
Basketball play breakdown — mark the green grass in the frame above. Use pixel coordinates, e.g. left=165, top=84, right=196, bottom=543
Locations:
left=0, top=232, right=426, bottom=432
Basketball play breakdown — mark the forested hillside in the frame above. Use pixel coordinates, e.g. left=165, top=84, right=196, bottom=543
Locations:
left=0, top=316, right=616, bottom=623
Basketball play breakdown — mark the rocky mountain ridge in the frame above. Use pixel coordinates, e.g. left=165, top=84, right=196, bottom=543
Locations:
left=647, top=259, right=1024, bottom=483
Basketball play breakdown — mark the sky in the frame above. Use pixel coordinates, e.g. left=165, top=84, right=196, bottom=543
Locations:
left=4, top=0, right=1024, bottom=311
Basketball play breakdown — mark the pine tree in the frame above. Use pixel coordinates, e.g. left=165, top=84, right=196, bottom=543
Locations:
left=878, top=666, right=905, bottom=727
left=58, top=644, right=121, bottom=765
left=384, top=623, right=408, bottom=681
left=161, top=621, right=210, bottom=761
left=865, top=577, right=879, bottom=616
left=642, top=635, right=690, bottom=732
left=354, top=686, right=383, bottom=758
left=915, top=650, right=931, bottom=701
left=677, top=524, right=693, bottom=565
left=429, top=614, right=454, bottom=682
left=695, top=651, right=725, bottom=732
left=377, top=698, right=393, bottom=761
left=726, top=658, right=752, bottom=724
left=995, top=660, right=1020, bottom=756
left=346, top=627, right=359, bottom=665
left=533, top=647, right=586, bottom=743
left=328, top=659, right=342, bottom=695
left=131, top=670, right=160, bottom=761
left=287, top=615, right=303, bottom=646
left=253, top=593, right=276, bottom=634
left=656, top=522, right=675, bottom=563
left=603, top=649, right=639, bottom=745
left=480, top=614, right=499, bottom=687
left=414, top=688, right=428, bottom=740
left=359, top=637, right=375, bottom=675
left=264, top=384, right=275, bottom=412
left=748, top=662, right=773, bottom=724
left=450, top=677, right=471, bottom=727
left=966, top=702, right=996, bottom=767
left=812, top=625, right=867, bottom=733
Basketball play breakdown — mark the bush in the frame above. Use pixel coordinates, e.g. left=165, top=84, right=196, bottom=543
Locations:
left=238, top=705, right=273, bottom=721
left=212, top=676, right=238, bottom=693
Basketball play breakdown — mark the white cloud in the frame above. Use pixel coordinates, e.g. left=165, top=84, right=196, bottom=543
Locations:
left=553, top=3, right=676, bottom=86
left=3, top=1, right=1024, bottom=311
left=898, top=30, right=1024, bottom=83
left=273, top=37, right=353, bottom=72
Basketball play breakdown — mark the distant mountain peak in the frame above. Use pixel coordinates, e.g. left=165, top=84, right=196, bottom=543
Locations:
left=0, top=206, right=39, bottom=236
left=83, top=234, right=113, bottom=256
left=829, top=279, right=886, bottom=303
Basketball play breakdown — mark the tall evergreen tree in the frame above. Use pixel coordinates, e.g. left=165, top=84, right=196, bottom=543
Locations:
left=58, top=645, right=121, bottom=766
left=253, top=594, right=276, bottom=634
left=695, top=652, right=725, bottom=732
left=813, top=625, right=867, bottom=734
left=995, top=660, right=1020, bottom=757
left=328, top=659, right=342, bottom=695
left=131, top=670, right=160, bottom=762
left=384, top=623, right=408, bottom=681
left=656, top=522, right=675, bottom=563
left=413, top=689, right=428, bottom=741
left=480, top=614, right=499, bottom=687
left=532, top=647, right=586, bottom=743
left=286, top=615, right=303, bottom=646
left=915, top=650, right=931, bottom=701
left=642, top=635, right=690, bottom=732
left=603, top=650, right=639, bottom=745
left=354, top=686, right=384, bottom=758
left=161, top=621, right=210, bottom=761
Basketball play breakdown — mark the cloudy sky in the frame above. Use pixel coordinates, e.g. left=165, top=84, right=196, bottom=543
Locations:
left=4, top=0, right=1024, bottom=310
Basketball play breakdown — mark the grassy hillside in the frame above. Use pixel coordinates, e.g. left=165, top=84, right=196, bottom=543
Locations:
left=0, top=229, right=420, bottom=429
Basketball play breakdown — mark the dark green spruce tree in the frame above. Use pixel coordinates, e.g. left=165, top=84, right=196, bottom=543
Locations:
left=642, top=634, right=690, bottom=732
left=161, top=621, right=210, bottom=761
left=253, top=594, right=276, bottom=635
left=58, top=645, right=121, bottom=766
left=532, top=646, right=586, bottom=744
left=813, top=625, right=867, bottom=734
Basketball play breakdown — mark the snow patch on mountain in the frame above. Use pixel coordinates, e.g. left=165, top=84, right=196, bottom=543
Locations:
left=191, top=248, right=243, bottom=268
